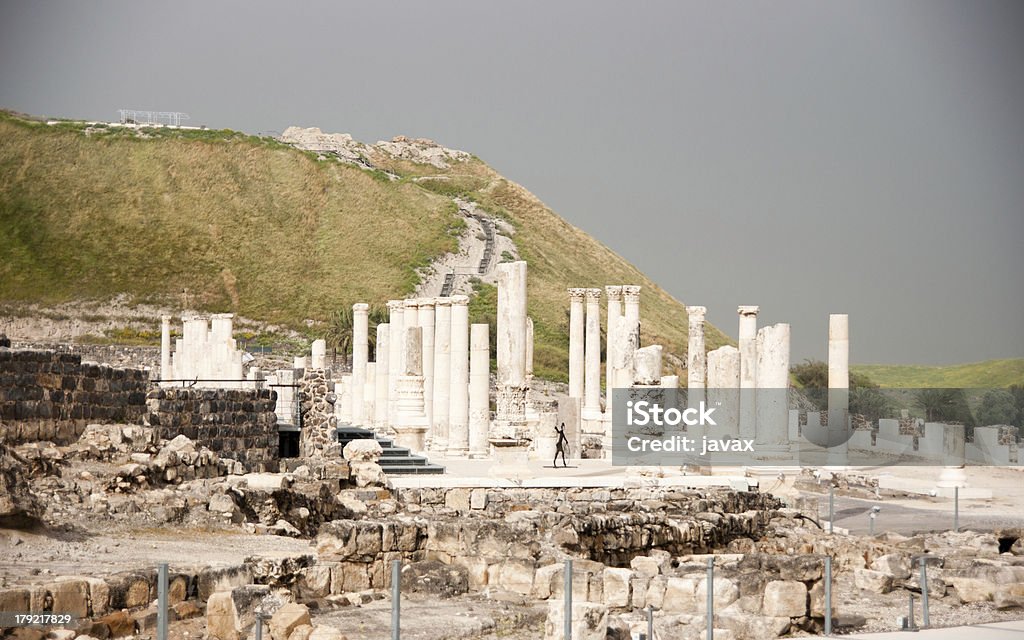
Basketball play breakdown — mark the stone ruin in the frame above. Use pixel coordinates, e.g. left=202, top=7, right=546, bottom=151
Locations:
left=3, top=259, right=1024, bottom=640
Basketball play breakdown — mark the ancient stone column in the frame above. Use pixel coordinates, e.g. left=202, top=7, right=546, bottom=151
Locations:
left=568, top=289, right=586, bottom=399
left=604, top=286, right=623, bottom=416
left=737, top=306, right=760, bottom=441
left=402, top=299, right=419, bottom=372
left=707, top=345, right=741, bottom=436
left=613, top=285, right=642, bottom=392
left=469, top=323, right=490, bottom=457
left=160, top=315, right=171, bottom=384
left=494, top=261, right=529, bottom=439
left=311, top=339, right=327, bottom=370
left=351, top=303, right=369, bottom=426
left=525, top=317, right=534, bottom=383
left=755, top=323, right=791, bottom=455
left=583, top=288, right=603, bottom=420
left=633, top=345, right=663, bottom=384
left=387, top=300, right=405, bottom=428
left=363, top=362, right=376, bottom=428
left=431, top=297, right=452, bottom=454
left=686, top=306, right=707, bottom=406
left=448, top=296, right=470, bottom=457
left=394, top=326, right=429, bottom=452
left=937, top=424, right=967, bottom=488
left=335, top=376, right=353, bottom=424
left=417, top=298, right=436, bottom=433
left=827, top=313, right=850, bottom=452
left=374, top=323, right=390, bottom=432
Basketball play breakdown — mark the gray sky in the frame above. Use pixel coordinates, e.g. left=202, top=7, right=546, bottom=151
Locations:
left=1, top=0, right=1022, bottom=365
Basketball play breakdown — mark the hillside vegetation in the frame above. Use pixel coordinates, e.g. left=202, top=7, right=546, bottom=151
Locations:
left=0, top=112, right=729, bottom=381
left=852, top=359, right=1024, bottom=389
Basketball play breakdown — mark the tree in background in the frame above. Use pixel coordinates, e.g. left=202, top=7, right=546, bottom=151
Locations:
left=322, top=304, right=388, bottom=368
left=976, top=389, right=1020, bottom=427
left=790, top=359, right=892, bottom=420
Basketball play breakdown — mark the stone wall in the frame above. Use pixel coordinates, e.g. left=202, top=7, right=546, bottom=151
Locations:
left=0, top=349, right=149, bottom=444
left=311, top=487, right=782, bottom=593
left=144, top=388, right=279, bottom=472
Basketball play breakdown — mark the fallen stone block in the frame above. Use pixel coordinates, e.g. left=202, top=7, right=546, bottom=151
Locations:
left=543, top=600, right=608, bottom=640
left=762, top=580, right=807, bottom=618
left=270, top=602, right=312, bottom=640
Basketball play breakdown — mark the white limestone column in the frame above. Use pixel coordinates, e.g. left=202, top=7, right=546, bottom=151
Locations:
left=707, top=345, right=741, bottom=436
left=737, top=306, right=760, bottom=441
left=417, top=298, right=436, bottom=432
left=351, top=303, right=369, bottom=426
left=394, top=326, right=429, bottom=452
left=567, top=288, right=586, bottom=399
left=374, top=323, right=390, bottom=432
left=448, top=296, right=470, bottom=456
left=828, top=314, right=850, bottom=414
left=755, top=323, right=791, bottom=455
left=604, top=286, right=623, bottom=416
left=525, top=317, right=534, bottom=382
left=387, top=301, right=407, bottom=425
left=402, top=299, right=419, bottom=373
left=431, top=297, right=452, bottom=454
left=686, top=306, right=707, bottom=406
left=311, top=339, right=327, bottom=370
left=494, top=261, right=529, bottom=439
left=160, top=315, right=171, bottom=384
left=583, top=288, right=603, bottom=419
left=612, top=285, right=642, bottom=392
left=363, top=362, right=376, bottom=427
left=469, top=323, right=490, bottom=457
left=633, top=345, right=663, bottom=384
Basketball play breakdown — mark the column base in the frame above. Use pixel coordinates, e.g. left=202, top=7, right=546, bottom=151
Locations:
left=489, top=438, right=532, bottom=479
left=393, top=423, right=428, bottom=454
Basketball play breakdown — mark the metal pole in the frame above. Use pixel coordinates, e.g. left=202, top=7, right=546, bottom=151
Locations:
left=920, top=557, right=929, bottom=628
left=157, top=563, right=168, bottom=640
left=706, top=557, right=714, bottom=640
left=647, top=604, right=653, bottom=640
left=954, top=486, right=959, bottom=532
left=564, top=559, right=573, bottom=640
left=870, top=513, right=875, bottom=536
left=828, top=486, right=834, bottom=534
left=824, top=556, right=832, bottom=637
left=255, top=615, right=263, bottom=640
left=392, top=559, right=401, bottom=640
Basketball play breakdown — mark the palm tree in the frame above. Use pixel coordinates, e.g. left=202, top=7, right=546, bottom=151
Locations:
left=323, top=307, right=354, bottom=368
left=323, top=304, right=392, bottom=369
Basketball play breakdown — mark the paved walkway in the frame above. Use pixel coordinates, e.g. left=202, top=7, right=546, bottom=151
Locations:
left=837, top=620, right=1024, bottom=639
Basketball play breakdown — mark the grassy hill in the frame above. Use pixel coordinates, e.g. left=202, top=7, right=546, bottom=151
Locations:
left=0, top=111, right=730, bottom=381
left=852, top=359, right=1024, bottom=388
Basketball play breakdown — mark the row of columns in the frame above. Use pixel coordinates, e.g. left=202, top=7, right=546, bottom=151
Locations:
left=340, top=293, right=491, bottom=458
left=567, top=285, right=643, bottom=417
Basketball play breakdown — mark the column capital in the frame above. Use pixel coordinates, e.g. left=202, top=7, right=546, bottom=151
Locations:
left=451, top=294, right=470, bottom=306
left=403, top=298, right=420, bottom=310
left=686, top=305, right=707, bottom=320
left=568, top=287, right=587, bottom=302
left=211, top=313, right=234, bottom=320
left=737, top=305, right=760, bottom=316
left=622, top=285, right=642, bottom=303
left=434, top=297, right=452, bottom=307
left=353, top=303, right=370, bottom=313
left=584, top=288, right=602, bottom=302
left=387, top=299, right=404, bottom=311
left=605, top=285, right=624, bottom=301
left=417, top=298, right=436, bottom=309
left=161, top=315, right=172, bottom=322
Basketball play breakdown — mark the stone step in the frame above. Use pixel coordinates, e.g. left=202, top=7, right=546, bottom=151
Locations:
left=333, top=425, right=445, bottom=475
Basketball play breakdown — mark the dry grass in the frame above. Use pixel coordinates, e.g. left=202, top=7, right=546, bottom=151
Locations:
left=0, top=113, right=458, bottom=329
left=0, top=112, right=731, bottom=381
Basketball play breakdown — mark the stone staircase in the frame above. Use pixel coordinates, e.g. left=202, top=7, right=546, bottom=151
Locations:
left=334, top=425, right=445, bottom=475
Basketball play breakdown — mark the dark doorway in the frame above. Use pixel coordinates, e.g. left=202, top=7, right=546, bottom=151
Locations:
left=279, top=430, right=300, bottom=458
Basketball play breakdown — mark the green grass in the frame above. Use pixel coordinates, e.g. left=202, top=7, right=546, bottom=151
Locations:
left=0, top=110, right=728, bottom=381
left=852, top=359, right=1024, bottom=388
